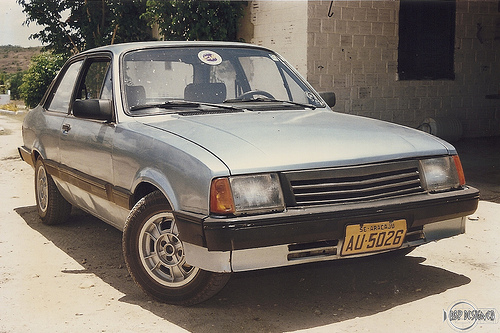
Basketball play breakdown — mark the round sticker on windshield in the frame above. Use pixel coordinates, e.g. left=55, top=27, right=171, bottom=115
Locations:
left=198, top=50, right=222, bottom=65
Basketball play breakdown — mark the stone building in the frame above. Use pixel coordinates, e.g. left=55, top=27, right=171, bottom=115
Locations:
left=238, top=0, right=500, bottom=138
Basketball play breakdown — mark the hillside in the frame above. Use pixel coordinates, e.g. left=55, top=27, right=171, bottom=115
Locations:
left=0, top=45, right=41, bottom=74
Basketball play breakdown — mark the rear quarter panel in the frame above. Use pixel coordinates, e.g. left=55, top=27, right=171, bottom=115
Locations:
left=22, top=106, right=66, bottom=164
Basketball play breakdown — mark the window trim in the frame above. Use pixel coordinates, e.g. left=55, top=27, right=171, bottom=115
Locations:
left=44, top=59, right=85, bottom=114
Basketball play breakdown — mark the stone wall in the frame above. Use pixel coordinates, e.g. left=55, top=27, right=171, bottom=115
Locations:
left=241, top=0, right=500, bottom=138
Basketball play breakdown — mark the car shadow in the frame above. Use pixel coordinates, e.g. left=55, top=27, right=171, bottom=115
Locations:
left=16, top=205, right=471, bottom=333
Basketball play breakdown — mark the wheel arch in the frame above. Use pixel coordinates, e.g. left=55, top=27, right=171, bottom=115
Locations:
left=29, top=138, right=47, bottom=165
left=130, top=168, right=177, bottom=211
left=132, top=181, right=172, bottom=210
left=32, top=149, right=42, bottom=163
left=27, top=148, right=44, bottom=169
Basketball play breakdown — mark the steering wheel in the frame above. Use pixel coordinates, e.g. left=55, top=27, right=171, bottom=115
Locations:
left=236, top=90, right=275, bottom=101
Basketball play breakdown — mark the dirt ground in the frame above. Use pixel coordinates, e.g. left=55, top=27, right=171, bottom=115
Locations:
left=1, top=111, right=499, bottom=333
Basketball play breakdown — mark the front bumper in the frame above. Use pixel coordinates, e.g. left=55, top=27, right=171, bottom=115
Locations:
left=183, top=216, right=466, bottom=272
left=176, top=186, right=479, bottom=252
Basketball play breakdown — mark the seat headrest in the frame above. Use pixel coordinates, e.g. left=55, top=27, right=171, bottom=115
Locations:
left=126, top=85, right=146, bottom=107
left=184, top=83, right=227, bottom=104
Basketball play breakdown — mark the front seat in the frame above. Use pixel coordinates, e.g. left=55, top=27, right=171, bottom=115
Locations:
left=126, top=85, right=146, bottom=108
left=184, top=83, right=227, bottom=104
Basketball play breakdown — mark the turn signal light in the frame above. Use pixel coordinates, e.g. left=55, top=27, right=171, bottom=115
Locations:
left=452, top=155, right=466, bottom=186
left=210, top=178, right=235, bottom=215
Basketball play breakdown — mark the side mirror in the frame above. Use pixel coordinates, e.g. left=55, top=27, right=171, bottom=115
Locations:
left=73, top=99, right=113, bottom=121
left=319, top=92, right=336, bottom=108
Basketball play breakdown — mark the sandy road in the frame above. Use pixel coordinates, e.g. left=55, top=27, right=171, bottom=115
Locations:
left=1, top=112, right=499, bottom=332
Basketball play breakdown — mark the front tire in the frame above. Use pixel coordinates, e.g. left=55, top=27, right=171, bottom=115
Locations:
left=123, top=191, right=230, bottom=305
left=34, top=158, right=72, bottom=225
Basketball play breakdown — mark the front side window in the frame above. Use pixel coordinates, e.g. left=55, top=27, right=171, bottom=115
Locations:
left=46, top=60, right=83, bottom=113
left=78, top=60, right=111, bottom=100
left=122, top=47, right=323, bottom=114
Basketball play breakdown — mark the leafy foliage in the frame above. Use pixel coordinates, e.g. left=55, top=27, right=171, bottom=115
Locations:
left=17, top=0, right=153, bottom=57
left=16, top=1, right=246, bottom=107
left=7, top=71, right=26, bottom=100
left=143, top=1, right=245, bottom=41
left=0, top=71, right=27, bottom=100
left=19, top=52, right=66, bottom=108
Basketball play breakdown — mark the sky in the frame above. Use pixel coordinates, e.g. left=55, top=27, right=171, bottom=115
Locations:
left=0, top=0, right=43, bottom=47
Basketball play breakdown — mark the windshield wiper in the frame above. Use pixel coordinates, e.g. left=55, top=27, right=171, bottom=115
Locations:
left=223, top=97, right=317, bottom=110
left=191, top=101, right=242, bottom=111
left=130, top=100, right=243, bottom=113
left=130, top=100, right=201, bottom=112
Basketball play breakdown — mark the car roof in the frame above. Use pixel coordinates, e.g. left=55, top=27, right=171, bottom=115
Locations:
left=78, top=41, right=272, bottom=56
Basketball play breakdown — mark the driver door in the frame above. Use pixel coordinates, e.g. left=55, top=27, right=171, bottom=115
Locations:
left=58, top=56, right=119, bottom=225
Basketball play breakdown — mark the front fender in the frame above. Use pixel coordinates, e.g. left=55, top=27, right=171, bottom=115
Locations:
left=131, top=167, right=178, bottom=211
left=115, top=122, right=231, bottom=215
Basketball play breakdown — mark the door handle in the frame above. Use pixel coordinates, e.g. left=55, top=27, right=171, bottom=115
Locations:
left=62, top=123, right=71, bottom=133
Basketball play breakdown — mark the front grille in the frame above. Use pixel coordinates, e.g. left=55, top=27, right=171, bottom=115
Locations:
left=283, top=160, right=424, bottom=207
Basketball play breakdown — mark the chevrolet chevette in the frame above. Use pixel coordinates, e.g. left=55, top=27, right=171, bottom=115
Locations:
left=19, top=41, right=479, bottom=305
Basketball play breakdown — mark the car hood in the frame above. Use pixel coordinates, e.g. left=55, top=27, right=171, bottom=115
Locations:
left=142, top=109, right=454, bottom=174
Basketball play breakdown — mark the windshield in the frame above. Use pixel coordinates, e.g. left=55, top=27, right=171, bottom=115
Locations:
left=122, top=46, right=324, bottom=115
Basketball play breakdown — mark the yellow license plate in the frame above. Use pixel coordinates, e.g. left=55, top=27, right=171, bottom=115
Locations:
left=341, top=219, right=407, bottom=256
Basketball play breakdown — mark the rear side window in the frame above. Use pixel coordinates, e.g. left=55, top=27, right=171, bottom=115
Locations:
left=46, top=60, right=83, bottom=113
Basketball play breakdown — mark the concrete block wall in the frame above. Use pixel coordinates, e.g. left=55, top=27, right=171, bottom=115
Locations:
left=454, top=0, right=500, bottom=137
left=241, top=1, right=309, bottom=75
left=242, top=0, right=500, bottom=138
left=307, top=0, right=401, bottom=124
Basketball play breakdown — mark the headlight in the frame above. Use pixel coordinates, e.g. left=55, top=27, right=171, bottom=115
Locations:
left=210, top=173, right=285, bottom=215
left=420, top=155, right=465, bottom=192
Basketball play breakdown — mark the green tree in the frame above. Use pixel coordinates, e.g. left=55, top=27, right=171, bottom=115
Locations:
left=143, top=1, right=245, bottom=41
left=16, top=1, right=245, bottom=107
left=19, top=52, right=66, bottom=108
left=18, top=0, right=153, bottom=57
left=8, top=71, right=26, bottom=100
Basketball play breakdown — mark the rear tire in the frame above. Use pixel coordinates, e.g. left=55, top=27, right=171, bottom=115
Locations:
left=34, top=158, right=72, bottom=225
left=123, top=190, right=230, bottom=305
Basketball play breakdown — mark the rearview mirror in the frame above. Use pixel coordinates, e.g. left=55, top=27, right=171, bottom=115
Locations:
left=73, top=99, right=113, bottom=121
left=319, top=92, right=336, bottom=107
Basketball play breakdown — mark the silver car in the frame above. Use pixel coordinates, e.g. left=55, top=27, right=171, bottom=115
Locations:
left=19, top=41, right=479, bottom=305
